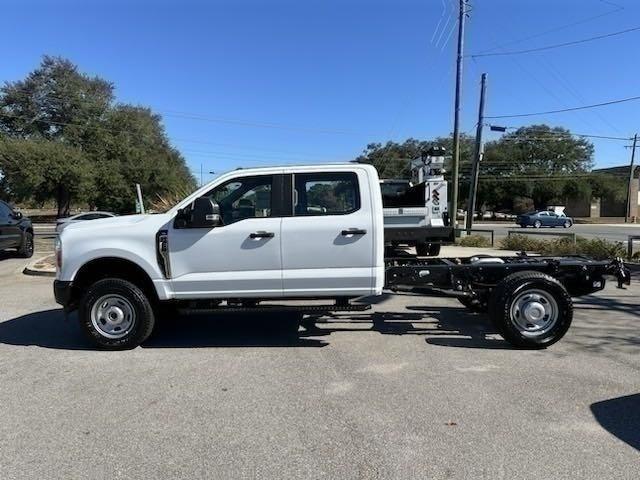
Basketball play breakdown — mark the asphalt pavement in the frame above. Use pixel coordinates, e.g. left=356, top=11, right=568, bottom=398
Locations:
left=0, top=255, right=639, bottom=479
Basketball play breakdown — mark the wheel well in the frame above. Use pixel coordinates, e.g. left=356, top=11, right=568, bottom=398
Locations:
left=71, top=258, right=158, bottom=307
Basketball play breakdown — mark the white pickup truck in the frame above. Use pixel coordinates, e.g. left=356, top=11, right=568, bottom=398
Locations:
left=54, top=163, right=630, bottom=350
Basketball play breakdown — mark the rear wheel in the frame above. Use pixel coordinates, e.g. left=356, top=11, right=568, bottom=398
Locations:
left=533, top=220, right=542, bottom=228
left=79, top=278, right=155, bottom=349
left=489, top=271, right=572, bottom=349
left=17, top=232, right=34, bottom=258
left=563, top=220, right=572, bottom=228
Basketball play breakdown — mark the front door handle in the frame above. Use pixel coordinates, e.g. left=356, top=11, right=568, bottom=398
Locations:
left=341, top=228, right=367, bottom=236
left=249, top=231, right=275, bottom=239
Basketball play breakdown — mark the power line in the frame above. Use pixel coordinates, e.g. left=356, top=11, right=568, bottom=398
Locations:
left=472, top=0, right=625, bottom=55
left=492, top=127, right=631, bottom=141
left=486, top=95, right=640, bottom=119
left=1, top=90, right=375, bottom=136
left=0, top=111, right=333, bottom=160
left=470, top=25, right=640, bottom=58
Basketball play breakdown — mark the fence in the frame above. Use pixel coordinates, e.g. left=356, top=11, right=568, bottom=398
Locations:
left=456, top=228, right=495, bottom=247
left=628, top=235, right=640, bottom=260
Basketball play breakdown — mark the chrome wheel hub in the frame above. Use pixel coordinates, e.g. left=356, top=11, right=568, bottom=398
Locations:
left=91, top=294, right=136, bottom=339
left=510, top=289, right=558, bottom=338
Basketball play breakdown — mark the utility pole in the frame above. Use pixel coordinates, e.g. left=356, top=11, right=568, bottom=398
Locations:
left=450, top=0, right=467, bottom=226
left=626, top=133, right=638, bottom=223
left=466, top=73, right=487, bottom=232
left=200, top=163, right=204, bottom=187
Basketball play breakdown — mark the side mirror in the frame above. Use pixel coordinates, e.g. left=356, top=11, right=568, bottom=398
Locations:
left=186, top=197, right=222, bottom=228
left=12, top=211, right=23, bottom=220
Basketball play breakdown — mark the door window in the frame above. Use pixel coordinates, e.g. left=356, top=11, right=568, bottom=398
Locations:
left=294, top=172, right=360, bottom=216
left=0, top=202, right=11, bottom=221
left=204, top=175, right=273, bottom=225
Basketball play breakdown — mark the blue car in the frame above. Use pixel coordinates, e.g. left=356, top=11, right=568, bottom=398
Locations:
left=516, top=211, right=573, bottom=228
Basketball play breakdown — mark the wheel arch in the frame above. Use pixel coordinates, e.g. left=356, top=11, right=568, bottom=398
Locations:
left=70, top=257, right=159, bottom=308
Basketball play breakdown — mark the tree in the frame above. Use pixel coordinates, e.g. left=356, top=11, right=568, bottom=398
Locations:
left=481, top=125, right=595, bottom=210
left=85, top=105, right=196, bottom=212
left=0, top=56, right=196, bottom=215
left=356, top=135, right=475, bottom=180
left=0, top=55, right=113, bottom=144
left=0, top=137, right=93, bottom=216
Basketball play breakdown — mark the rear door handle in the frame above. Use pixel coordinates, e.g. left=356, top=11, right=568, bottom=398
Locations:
left=249, top=231, right=275, bottom=239
left=341, top=228, right=367, bottom=236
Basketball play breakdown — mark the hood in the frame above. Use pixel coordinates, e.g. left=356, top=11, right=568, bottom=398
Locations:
left=62, top=214, right=164, bottom=232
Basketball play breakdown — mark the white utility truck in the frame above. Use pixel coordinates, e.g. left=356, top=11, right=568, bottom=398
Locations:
left=381, top=147, right=454, bottom=256
left=54, top=163, right=630, bottom=350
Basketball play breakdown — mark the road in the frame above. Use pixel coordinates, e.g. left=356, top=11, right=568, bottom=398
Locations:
left=474, top=222, right=640, bottom=244
left=0, top=256, right=638, bottom=479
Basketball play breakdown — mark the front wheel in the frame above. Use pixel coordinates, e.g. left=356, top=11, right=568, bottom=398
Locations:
left=79, top=278, right=156, bottom=349
left=533, top=220, right=542, bottom=228
left=489, top=271, right=573, bottom=349
left=563, top=220, right=572, bottom=228
left=18, top=232, right=34, bottom=258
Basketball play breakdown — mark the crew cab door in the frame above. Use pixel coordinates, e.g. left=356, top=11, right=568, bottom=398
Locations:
left=280, top=169, right=376, bottom=297
left=167, top=173, right=285, bottom=299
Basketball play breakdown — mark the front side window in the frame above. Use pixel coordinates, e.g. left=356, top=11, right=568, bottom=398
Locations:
left=294, top=172, right=360, bottom=216
left=0, top=202, right=11, bottom=220
left=204, top=175, right=272, bottom=225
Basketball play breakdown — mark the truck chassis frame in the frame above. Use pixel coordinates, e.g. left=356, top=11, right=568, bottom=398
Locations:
left=170, top=253, right=630, bottom=349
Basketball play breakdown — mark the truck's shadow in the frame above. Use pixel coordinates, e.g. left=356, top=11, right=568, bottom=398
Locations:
left=591, top=393, right=640, bottom=451
left=301, top=307, right=512, bottom=349
left=0, top=291, right=636, bottom=351
left=0, top=305, right=509, bottom=350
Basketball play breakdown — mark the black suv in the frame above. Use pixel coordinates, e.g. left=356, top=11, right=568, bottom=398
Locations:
left=0, top=200, right=34, bottom=258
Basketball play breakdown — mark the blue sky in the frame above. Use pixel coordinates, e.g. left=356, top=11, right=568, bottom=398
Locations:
left=2, top=0, right=638, bottom=181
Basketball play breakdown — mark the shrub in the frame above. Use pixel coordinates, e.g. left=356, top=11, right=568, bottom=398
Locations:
left=458, top=235, right=492, bottom=248
left=500, top=234, right=546, bottom=252
left=500, top=234, right=627, bottom=260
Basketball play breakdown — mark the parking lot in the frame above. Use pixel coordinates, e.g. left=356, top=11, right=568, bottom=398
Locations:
left=0, top=255, right=638, bottom=479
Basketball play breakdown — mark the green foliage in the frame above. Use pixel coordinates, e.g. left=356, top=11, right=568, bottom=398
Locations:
left=356, top=135, right=475, bottom=180
left=500, top=234, right=627, bottom=260
left=458, top=235, right=491, bottom=248
left=356, top=125, right=624, bottom=215
left=0, top=137, right=93, bottom=216
left=480, top=125, right=595, bottom=211
left=0, top=56, right=196, bottom=216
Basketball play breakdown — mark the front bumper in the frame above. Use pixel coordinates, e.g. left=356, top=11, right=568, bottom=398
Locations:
left=53, top=280, right=73, bottom=308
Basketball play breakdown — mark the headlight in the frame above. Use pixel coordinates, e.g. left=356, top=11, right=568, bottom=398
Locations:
left=54, top=237, right=62, bottom=269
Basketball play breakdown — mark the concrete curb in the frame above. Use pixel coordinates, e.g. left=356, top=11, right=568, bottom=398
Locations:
left=23, top=254, right=56, bottom=277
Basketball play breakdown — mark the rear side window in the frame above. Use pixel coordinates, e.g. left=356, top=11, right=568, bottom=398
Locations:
left=294, top=172, right=360, bottom=216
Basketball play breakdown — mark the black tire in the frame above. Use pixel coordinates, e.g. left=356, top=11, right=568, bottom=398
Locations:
left=488, top=271, right=573, bottom=349
left=533, top=220, right=542, bottom=228
left=79, top=278, right=156, bottom=349
left=458, top=296, right=488, bottom=313
left=17, top=232, right=34, bottom=258
left=416, top=243, right=440, bottom=256
left=563, top=220, right=572, bottom=228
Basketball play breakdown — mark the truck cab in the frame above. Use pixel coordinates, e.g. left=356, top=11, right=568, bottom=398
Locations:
left=54, top=164, right=385, bottom=348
